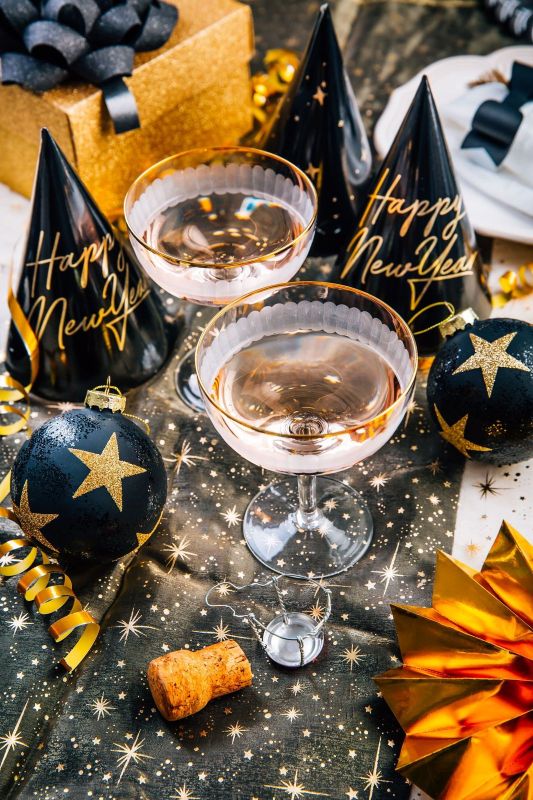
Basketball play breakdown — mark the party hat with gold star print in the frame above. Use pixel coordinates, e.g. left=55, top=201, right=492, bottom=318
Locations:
left=261, top=3, right=372, bottom=256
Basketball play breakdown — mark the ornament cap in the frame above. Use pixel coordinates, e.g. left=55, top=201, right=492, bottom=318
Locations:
left=439, top=309, right=479, bottom=339
left=85, top=379, right=126, bottom=414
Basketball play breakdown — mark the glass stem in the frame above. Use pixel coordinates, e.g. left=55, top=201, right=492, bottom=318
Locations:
left=296, top=474, right=323, bottom=530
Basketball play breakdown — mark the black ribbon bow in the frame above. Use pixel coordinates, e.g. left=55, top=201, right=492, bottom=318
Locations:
left=0, top=0, right=178, bottom=134
left=462, top=61, right=533, bottom=166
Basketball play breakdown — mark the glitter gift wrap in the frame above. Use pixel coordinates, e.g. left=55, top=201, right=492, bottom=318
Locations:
left=0, top=0, right=254, bottom=214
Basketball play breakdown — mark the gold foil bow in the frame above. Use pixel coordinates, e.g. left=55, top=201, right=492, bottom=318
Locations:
left=375, top=521, right=533, bottom=800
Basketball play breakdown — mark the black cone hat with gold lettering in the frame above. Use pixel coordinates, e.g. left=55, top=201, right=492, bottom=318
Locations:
left=261, top=3, right=372, bottom=257
left=6, top=129, right=174, bottom=401
left=333, top=76, right=491, bottom=355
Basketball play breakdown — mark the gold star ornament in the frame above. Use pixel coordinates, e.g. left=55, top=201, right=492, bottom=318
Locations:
left=12, top=481, right=59, bottom=552
left=70, top=433, right=146, bottom=511
left=434, top=405, right=492, bottom=458
left=452, top=332, right=529, bottom=397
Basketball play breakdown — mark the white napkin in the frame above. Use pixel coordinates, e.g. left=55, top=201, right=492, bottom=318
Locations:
left=442, top=82, right=533, bottom=218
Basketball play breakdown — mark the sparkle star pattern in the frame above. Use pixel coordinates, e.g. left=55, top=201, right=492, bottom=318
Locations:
left=453, top=332, right=529, bottom=397
left=7, top=612, right=33, bottom=635
left=265, top=770, right=330, bottom=799
left=112, top=732, right=153, bottom=784
left=434, top=405, right=492, bottom=458
left=0, top=701, right=28, bottom=770
left=372, top=542, right=403, bottom=596
left=69, top=433, right=146, bottom=511
left=116, top=608, right=156, bottom=644
left=163, top=535, right=197, bottom=571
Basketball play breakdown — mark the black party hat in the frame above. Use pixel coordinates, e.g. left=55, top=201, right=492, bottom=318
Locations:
left=333, top=77, right=491, bottom=355
left=261, top=3, right=372, bottom=257
left=6, top=129, right=175, bottom=401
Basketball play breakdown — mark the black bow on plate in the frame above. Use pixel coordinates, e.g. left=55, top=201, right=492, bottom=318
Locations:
left=0, top=0, right=178, bottom=134
left=462, top=61, right=533, bottom=165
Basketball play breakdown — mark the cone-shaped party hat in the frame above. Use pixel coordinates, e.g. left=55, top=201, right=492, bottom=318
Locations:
left=6, top=130, right=175, bottom=401
left=261, top=3, right=372, bottom=257
left=333, top=77, right=491, bottom=356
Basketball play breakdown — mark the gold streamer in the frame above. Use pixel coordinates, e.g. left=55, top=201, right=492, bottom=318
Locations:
left=0, top=261, right=100, bottom=671
left=493, top=264, right=533, bottom=308
left=0, top=535, right=100, bottom=671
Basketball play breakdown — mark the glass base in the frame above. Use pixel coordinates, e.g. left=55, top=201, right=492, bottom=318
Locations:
left=243, top=477, right=373, bottom=579
left=175, top=348, right=205, bottom=413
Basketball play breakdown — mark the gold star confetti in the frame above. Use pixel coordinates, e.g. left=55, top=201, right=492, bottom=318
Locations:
left=453, top=332, right=529, bottom=397
left=12, top=481, right=59, bottom=552
left=70, top=433, right=146, bottom=511
left=434, top=405, right=492, bottom=458
left=312, top=85, right=327, bottom=105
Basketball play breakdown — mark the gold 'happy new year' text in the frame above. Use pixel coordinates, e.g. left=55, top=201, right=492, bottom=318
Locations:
left=340, top=170, right=478, bottom=328
left=24, top=230, right=150, bottom=351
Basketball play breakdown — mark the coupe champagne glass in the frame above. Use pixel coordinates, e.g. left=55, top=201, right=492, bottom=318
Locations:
left=196, top=282, right=418, bottom=579
left=124, top=147, right=317, bottom=412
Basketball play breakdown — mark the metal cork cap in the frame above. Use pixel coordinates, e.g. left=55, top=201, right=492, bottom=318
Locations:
left=439, top=308, right=479, bottom=340
left=85, top=379, right=126, bottom=413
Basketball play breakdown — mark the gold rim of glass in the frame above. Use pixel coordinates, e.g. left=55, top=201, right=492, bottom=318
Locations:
left=196, top=280, right=419, bottom=439
left=123, top=145, right=318, bottom=270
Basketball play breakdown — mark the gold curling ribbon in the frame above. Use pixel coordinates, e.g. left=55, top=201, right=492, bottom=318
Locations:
left=0, top=282, right=39, bottom=436
left=0, top=267, right=100, bottom=671
left=0, top=532, right=100, bottom=671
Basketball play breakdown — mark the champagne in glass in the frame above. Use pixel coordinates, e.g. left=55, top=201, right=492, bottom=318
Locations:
left=124, top=148, right=317, bottom=411
left=197, top=282, right=418, bottom=580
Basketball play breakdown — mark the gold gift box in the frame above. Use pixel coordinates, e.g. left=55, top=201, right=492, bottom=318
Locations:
left=0, top=0, right=254, bottom=213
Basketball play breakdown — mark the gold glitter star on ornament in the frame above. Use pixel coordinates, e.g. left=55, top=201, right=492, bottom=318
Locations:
left=452, top=332, right=529, bottom=397
left=434, top=405, right=492, bottom=458
left=70, top=433, right=146, bottom=511
left=12, top=481, right=59, bottom=552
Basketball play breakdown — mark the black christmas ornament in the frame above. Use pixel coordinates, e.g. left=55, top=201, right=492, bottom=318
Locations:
left=261, top=3, right=372, bottom=257
left=0, top=0, right=179, bottom=134
left=6, top=129, right=175, bottom=402
left=427, top=311, right=533, bottom=463
left=10, top=382, right=167, bottom=560
left=333, top=77, right=491, bottom=356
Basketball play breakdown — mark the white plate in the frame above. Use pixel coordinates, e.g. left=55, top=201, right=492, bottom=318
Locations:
left=374, top=46, right=533, bottom=245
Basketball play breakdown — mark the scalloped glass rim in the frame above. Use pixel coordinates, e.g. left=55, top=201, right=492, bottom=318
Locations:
left=123, top=146, right=318, bottom=270
left=196, top=280, right=419, bottom=440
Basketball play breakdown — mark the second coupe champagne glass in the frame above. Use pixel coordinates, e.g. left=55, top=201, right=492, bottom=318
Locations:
left=124, top=147, right=317, bottom=412
left=196, top=282, right=418, bottom=579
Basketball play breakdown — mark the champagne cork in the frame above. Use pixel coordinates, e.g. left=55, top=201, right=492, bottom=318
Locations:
left=147, top=640, right=253, bottom=721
